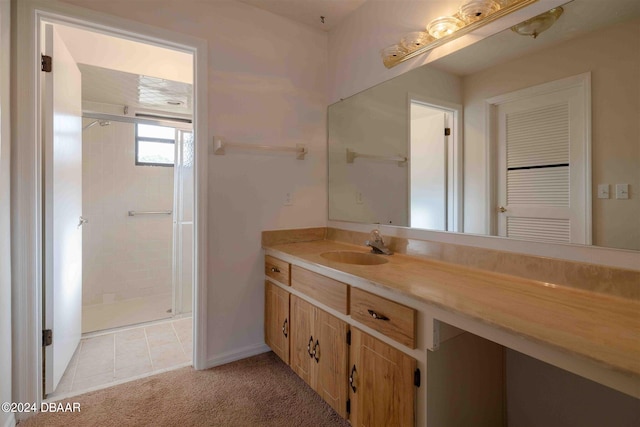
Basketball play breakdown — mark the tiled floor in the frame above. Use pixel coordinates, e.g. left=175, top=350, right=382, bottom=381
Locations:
left=82, top=293, right=173, bottom=333
left=50, top=317, right=192, bottom=400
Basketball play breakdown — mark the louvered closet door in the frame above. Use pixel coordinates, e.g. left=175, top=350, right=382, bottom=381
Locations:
left=497, top=83, right=588, bottom=244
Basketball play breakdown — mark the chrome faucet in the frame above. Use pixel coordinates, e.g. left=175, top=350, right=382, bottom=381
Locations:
left=365, top=229, right=393, bottom=255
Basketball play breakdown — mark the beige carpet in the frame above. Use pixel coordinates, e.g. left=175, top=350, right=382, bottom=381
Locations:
left=21, top=352, right=350, bottom=427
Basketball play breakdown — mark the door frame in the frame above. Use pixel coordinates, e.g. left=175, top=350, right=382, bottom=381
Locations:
left=0, top=1, right=13, bottom=427
left=484, top=72, right=592, bottom=238
left=12, top=0, right=209, bottom=409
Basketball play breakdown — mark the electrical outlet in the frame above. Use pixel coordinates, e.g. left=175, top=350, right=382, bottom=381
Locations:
left=284, top=192, right=293, bottom=206
left=356, top=192, right=364, bottom=204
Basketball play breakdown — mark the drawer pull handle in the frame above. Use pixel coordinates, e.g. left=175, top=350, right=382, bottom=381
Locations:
left=282, top=318, right=288, bottom=338
left=313, top=340, right=320, bottom=363
left=367, top=309, right=390, bottom=321
left=307, top=336, right=315, bottom=358
left=349, top=365, right=357, bottom=393
left=270, top=267, right=281, bottom=273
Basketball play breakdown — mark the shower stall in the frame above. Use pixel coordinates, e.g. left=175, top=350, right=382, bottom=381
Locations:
left=81, top=115, right=193, bottom=333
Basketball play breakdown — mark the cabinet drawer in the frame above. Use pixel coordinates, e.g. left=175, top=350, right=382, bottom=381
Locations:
left=350, top=288, right=416, bottom=348
left=265, top=255, right=290, bottom=285
left=291, top=266, right=349, bottom=315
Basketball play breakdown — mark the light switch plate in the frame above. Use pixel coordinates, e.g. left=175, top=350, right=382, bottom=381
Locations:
left=597, top=184, right=609, bottom=199
left=616, top=184, right=629, bottom=200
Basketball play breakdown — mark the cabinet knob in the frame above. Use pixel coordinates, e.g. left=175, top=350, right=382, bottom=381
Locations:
left=270, top=267, right=281, bottom=273
left=367, top=309, right=390, bottom=321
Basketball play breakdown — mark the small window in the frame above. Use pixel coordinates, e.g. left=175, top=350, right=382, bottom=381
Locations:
left=136, top=123, right=175, bottom=166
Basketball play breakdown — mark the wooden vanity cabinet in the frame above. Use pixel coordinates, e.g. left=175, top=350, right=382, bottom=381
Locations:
left=290, top=295, right=349, bottom=418
left=264, top=281, right=290, bottom=364
left=349, top=327, right=417, bottom=427
left=351, top=287, right=416, bottom=349
left=265, top=255, right=417, bottom=425
left=290, top=295, right=314, bottom=384
left=265, top=255, right=290, bottom=285
left=291, top=265, right=349, bottom=314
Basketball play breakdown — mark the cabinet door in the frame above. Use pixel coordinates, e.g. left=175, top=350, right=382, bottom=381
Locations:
left=265, top=281, right=290, bottom=364
left=315, top=307, right=349, bottom=418
left=350, top=328, right=416, bottom=427
left=290, top=295, right=314, bottom=384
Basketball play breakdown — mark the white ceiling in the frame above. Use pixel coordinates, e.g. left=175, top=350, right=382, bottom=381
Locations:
left=54, top=24, right=192, bottom=84
left=55, top=23, right=193, bottom=117
left=236, top=0, right=367, bottom=31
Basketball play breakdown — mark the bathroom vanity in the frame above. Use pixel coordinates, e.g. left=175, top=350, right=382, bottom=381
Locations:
left=263, top=228, right=640, bottom=427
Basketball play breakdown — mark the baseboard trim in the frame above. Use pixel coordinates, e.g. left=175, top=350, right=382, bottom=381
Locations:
left=2, top=413, right=16, bottom=427
left=204, top=343, right=271, bottom=369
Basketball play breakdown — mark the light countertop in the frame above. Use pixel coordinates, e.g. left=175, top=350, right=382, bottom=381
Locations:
left=265, top=239, right=640, bottom=379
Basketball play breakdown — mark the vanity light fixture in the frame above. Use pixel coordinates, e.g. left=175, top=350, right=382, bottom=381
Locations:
left=426, top=16, right=464, bottom=39
left=458, top=0, right=501, bottom=24
left=495, top=0, right=518, bottom=6
left=381, top=0, right=538, bottom=69
left=380, top=44, right=409, bottom=68
left=511, top=7, right=564, bottom=39
left=400, top=31, right=433, bottom=52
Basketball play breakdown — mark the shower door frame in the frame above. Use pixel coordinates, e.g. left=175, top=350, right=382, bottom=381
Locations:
left=12, top=0, right=209, bottom=411
left=173, top=128, right=195, bottom=317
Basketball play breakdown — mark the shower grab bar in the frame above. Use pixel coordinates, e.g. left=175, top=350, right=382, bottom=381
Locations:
left=128, top=210, right=172, bottom=216
left=212, top=136, right=307, bottom=160
left=346, top=148, right=407, bottom=165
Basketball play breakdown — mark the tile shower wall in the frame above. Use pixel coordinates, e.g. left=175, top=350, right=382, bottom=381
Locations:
left=82, top=119, right=174, bottom=305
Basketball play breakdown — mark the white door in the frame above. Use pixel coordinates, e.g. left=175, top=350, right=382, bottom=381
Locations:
left=410, top=102, right=448, bottom=231
left=496, top=76, right=590, bottom=244
left=43, top=24, right=83, bottom=395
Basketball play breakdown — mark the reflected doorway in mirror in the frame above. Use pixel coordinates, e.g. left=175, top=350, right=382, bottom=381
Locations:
left=409, top=97, right=462, bottom=232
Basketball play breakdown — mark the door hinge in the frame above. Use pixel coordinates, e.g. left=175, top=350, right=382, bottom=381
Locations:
left=346, top=330, right=351, bottom=345
left=42, top=329, right=53, bottom=347
left=41, top=55, right=52, bottom=73
left=414, top=368, right=421, bottom=387
left=444, top=127, right=451, bottom=136
left=346, top=399, right=351, bottom=414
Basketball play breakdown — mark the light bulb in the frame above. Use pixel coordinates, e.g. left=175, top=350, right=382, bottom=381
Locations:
left=426, top=16, right=464, bottom=39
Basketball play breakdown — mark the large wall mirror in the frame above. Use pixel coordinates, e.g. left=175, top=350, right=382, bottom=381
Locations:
left=328, top=0, right=640, bottom=251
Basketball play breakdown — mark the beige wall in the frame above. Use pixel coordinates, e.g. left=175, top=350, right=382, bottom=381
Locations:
left=64, top=0, right=328, bottom=362
left=463, top=18, right=640, bottom=250
left=81, top=119, right=174, bottom=305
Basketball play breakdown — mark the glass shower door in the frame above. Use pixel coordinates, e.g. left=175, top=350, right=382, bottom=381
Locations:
left=172, top=130, right=194, bottom=315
